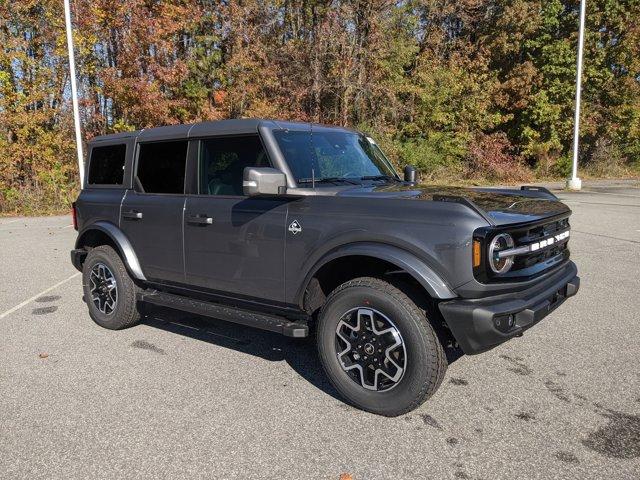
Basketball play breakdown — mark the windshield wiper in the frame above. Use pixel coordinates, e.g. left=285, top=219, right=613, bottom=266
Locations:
left=359, top=175, right=400, bottom=183
left=297, top=177, right=360, bottom=185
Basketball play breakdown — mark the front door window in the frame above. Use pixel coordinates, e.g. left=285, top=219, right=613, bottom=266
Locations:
left=199, top=136, right=270, bottom=196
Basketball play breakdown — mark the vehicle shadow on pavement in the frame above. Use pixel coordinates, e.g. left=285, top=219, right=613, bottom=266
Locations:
left=140, top=305, right=343, bottom=402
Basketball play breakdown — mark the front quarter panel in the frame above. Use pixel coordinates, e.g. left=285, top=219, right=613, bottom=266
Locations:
left=284, top=195, right=488, bottom=304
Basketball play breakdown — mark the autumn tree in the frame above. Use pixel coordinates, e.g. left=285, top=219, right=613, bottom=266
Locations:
left=1, top=0, right=639, bottom=214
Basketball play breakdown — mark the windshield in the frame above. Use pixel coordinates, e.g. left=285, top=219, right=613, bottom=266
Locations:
left=272, top=129, right=398, bottom=184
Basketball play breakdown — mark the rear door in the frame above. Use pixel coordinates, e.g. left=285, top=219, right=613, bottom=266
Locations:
left=120, top=140, right=188, bottom=284
left=183, top=135, right=288, bottom=303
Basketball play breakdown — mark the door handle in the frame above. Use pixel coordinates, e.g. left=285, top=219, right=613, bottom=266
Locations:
left=187, top=214, right=213, bottom=225
left=122, top=210, right=143, bottom=220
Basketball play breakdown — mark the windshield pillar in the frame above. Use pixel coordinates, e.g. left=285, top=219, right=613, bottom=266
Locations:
left=258, top=124, right=298, bottom=188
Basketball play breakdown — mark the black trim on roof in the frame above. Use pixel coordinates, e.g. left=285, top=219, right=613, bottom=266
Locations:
left=88, top=118, right=358, bottom=144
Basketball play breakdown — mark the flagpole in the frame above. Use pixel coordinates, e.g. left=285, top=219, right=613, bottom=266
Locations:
left=64, top=0, right=84, bottom=188
left=567, top=0, right=586, bottom=191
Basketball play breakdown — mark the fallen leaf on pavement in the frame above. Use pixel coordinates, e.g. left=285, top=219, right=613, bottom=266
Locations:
left=38, top=353, right=49, bottom=359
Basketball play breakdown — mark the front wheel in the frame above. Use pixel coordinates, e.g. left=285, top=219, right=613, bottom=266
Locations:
left=316, top=277, right=447, bottom=416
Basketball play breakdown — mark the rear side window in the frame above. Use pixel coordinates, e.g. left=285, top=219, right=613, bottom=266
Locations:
left=88, top=144, right=126, bottom=185
left=136, top=141, right=188, bottom=194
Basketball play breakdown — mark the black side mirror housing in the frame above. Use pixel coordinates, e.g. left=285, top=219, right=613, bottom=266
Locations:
left=404, top=165, right=417, bottom=183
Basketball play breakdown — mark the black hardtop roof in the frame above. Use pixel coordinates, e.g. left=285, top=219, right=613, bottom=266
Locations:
left=89, top=118, right=357, bottom=144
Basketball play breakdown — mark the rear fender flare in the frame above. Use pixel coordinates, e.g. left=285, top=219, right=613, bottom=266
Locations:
left=75, top=221, right=146, bottom=281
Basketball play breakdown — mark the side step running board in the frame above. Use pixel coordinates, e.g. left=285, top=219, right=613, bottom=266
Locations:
left=137, top=290, right=309, bottom=338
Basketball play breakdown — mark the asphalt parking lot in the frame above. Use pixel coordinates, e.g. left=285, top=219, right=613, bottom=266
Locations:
left=1, top=181, right=639, bottom=480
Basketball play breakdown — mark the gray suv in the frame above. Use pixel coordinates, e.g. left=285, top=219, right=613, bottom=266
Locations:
left=71, top=119, right=579, bottom=416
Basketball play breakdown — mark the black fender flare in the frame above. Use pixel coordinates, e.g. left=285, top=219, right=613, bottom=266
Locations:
left=295, top=242, right=456, bottom=304
left=75, top=221, right=146, bottom=281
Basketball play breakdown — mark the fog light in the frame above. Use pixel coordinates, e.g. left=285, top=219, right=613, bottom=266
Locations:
left=494, top=314, right=515, bottom=332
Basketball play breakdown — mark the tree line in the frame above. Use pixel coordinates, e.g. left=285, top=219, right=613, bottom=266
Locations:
left=1, top=0, right=639, bottom=213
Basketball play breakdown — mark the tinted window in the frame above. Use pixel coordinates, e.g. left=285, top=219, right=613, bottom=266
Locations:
left=136, top=141, right=188, bottom=194
left=88, top=144, right=126, bottom=185
left=199, top=136, right=270, bottom=195
left=273, top=130, right=396, bottom=183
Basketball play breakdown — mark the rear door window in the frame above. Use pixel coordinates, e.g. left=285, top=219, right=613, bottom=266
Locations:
left=136, top=141, right=188, bottom=194
left=87, top=144, right=126, bottom=185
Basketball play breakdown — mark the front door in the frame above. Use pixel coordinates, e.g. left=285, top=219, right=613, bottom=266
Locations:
left=183, top=135, right=288, bottom=303
left=120, top=140, right=188, bottom=284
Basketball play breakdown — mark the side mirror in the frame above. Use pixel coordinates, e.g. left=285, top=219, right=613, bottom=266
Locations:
left=243, top=167, right=287, bottom=196
left=403, top=165, right=417, bottom=183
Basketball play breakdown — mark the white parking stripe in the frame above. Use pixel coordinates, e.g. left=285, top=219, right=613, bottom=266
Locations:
left=0, top=272, right=80, bottom=320
left=0, top=219, right=20, bottom=225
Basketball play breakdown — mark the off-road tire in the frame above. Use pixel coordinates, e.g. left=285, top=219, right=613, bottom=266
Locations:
left=316, top=277, right=447, bottom=416
left=82, top=245, right=141, bottom=330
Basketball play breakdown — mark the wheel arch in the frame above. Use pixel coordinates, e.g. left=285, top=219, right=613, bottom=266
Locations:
left=297, top=242, right=456, bottom=312
left=75, top=221, right=146, bottom=281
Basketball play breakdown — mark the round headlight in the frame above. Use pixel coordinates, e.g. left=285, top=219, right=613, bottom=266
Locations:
left=489, top=233, right=514, bottom=274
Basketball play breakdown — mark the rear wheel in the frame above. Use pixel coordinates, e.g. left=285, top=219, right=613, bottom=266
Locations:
left=82, top=245, right=141, bottom=330
left=316, top=277, right=447, bottom=416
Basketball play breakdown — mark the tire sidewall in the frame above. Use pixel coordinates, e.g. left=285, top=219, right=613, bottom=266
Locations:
left=317, top=283, right=435, bottom=415
left=82, top=247, right=131, bottom=329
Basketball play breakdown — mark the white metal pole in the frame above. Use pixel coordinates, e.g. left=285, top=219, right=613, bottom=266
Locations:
left=568, top=0, right=586, bottom=190
left=64, top=0, right=84, bottom=188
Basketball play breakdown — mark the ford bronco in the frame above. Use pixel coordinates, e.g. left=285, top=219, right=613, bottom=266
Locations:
left=71, top=119, right=579, bottom=416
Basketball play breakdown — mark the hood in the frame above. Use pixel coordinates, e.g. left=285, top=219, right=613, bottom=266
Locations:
left=337, top=184, right=570, bottom=226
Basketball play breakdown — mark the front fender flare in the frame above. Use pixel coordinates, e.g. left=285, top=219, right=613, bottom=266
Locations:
left=296, top=242, right=456, bottom=303
left=75, top=221, right=146, bottom=281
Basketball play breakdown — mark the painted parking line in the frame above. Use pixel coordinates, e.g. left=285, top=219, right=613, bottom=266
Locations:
left=0, top=272, right=80, bottom=320
left=0, top=219, right=21, bottom=225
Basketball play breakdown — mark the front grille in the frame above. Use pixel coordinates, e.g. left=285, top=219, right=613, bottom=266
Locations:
left=515, top=242, right=568, bottom=269
left=516, top=217, right=570, bottom=244
left=473, top=215, right=571, bottom=283
left=506, top=217, right=571, bottom=278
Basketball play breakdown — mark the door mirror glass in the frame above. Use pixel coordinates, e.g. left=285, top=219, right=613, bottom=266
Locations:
left=243, top=167, right=287, bottom=196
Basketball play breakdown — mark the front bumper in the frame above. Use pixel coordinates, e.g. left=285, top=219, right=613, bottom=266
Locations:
left=439, top=261, right=579, bottom=354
